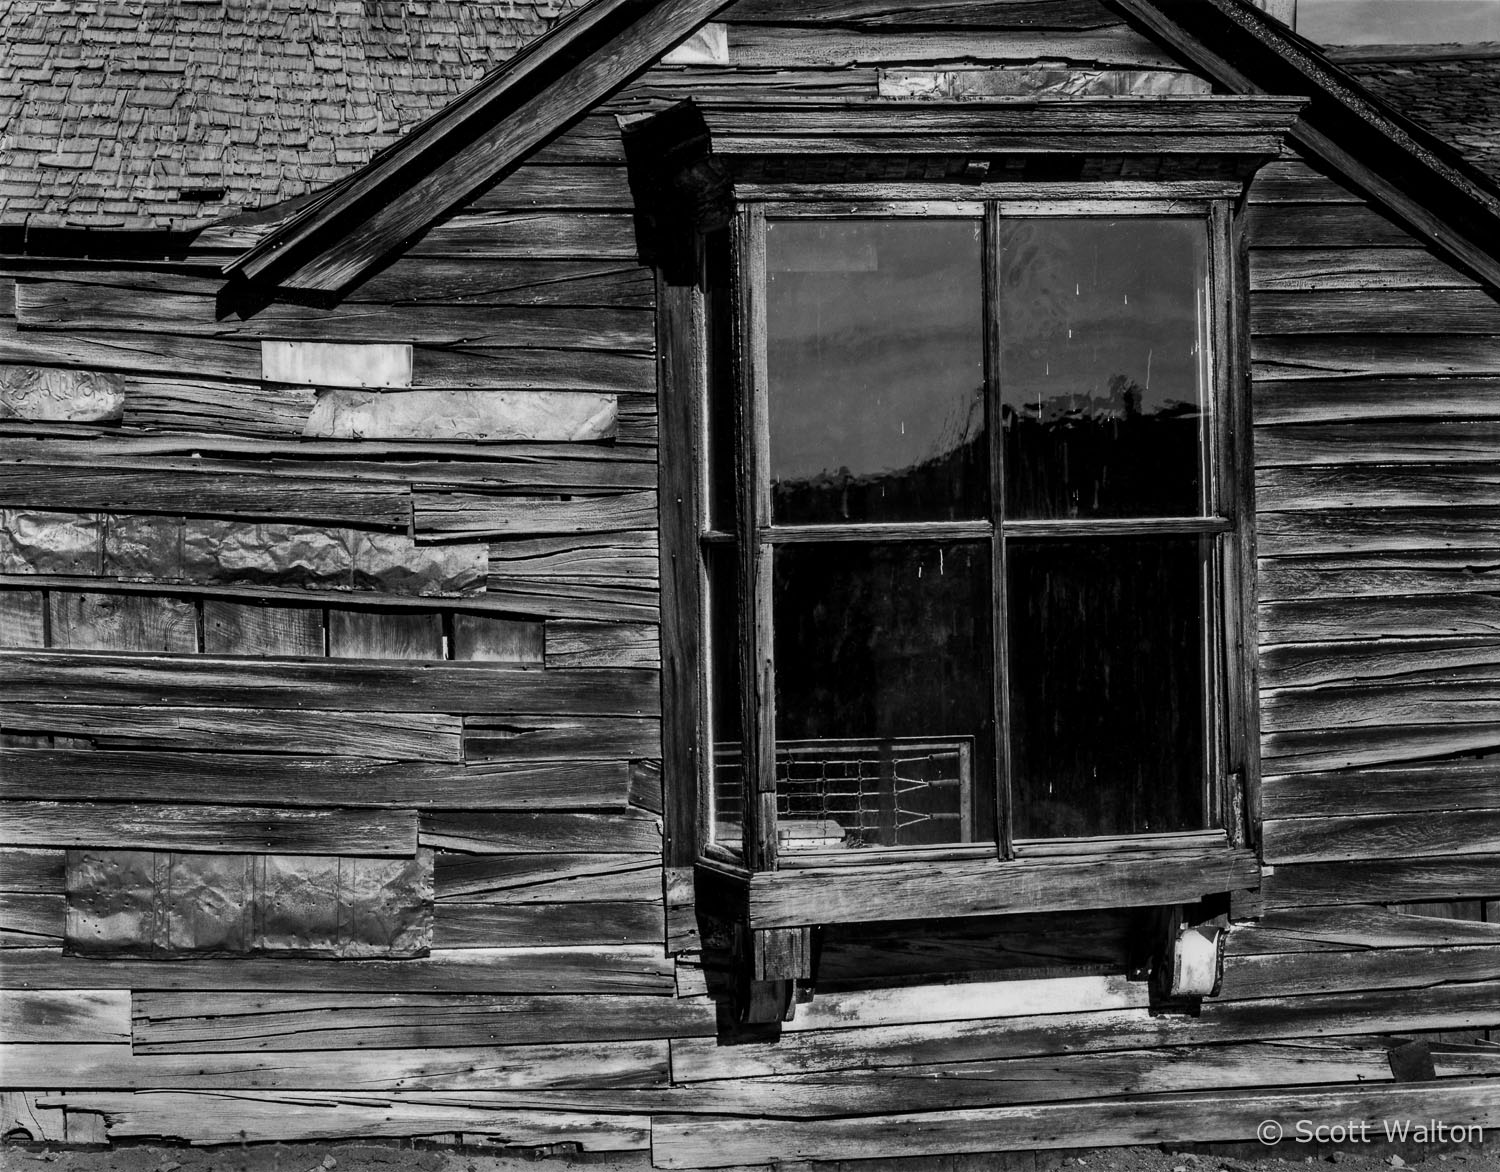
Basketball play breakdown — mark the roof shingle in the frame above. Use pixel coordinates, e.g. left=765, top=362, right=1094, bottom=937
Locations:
left=0, top=0, right=584, bottom=230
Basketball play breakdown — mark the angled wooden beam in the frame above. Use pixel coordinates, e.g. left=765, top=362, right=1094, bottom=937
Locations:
left=1112, top=0, right=1500, bottom=291
left=226, top=0, right=733, bottom=299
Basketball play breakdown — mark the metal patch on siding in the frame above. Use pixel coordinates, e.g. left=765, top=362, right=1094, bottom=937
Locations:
left=351, top=531, right=487, bottom=597
left=65, top=849, right=433, bottom=958
left=183, top=519, right=356, bottom=590
left=0, top=366, right=126, bottom=423
left=262, top=341, right=413, bottom=389
left=0, top=510, right=103, bottom=576
left=103, top=514, right=184, bottom=581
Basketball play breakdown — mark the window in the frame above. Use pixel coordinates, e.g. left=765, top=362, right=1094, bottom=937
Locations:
left=699, top=200, right=1250, bottom=882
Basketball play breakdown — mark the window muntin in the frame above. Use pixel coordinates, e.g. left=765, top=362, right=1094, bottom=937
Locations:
left=707, top=201, right=1232, bottom=862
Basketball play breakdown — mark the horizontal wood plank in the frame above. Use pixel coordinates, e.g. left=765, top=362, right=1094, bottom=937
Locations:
left=0, top=990, right=131, bottom=1044
left=0, top=802, right=417, bottom=855
left=1249, top=248, right=1479, bottom=292
left=1261, top=809, right=1500, bottom=864
left=545, top=620, right=661, bottom=668
left=463, top=715, right=662, bottom=761
left=748, top=848, right=1258, bottom=929
left=1265, top=855, right=1500, bottom=907
left=132, top=991, right=714, bottom=1052
left=1245, top=202, right=1413, bottom=248
left=435, top=901, right=664, bottom=948
left=1251, top=289, right=1500, bottom=335
left=1258, top=552, right=1500, bottom=602
left=669, top=983, right=1500, bottom=1081
left=0, top=651, right=660, bottom=717
left=1261, top=759, right=1500, bottom=820
left=1253, top=336, right=1500, bottom=381
left=718, top=0, right=1125, bottom=29
left=414, top=490, right=657, bottom=538
left=0, top=702, right=463, bottom=760
left=1229, top=905, right=1500, bottom=953
left=420, top=811, right=661, bottom=854
left=1258, top=507, right=1500, bottom=555
left=1262, top=722, right=1500, bottom=773
left=651, top=1080, right=1500, bottom=1166
left=435, top=852, right=661, bottom=903
left=724, top=26, right=1182, bottom=68
left=0, top=892, right=65, bottom=947
left=2, top=945, right=675, bottom=994
left=0, top=1038, right=668, bottom=1089
left=0, top=749, right=632, bottom=809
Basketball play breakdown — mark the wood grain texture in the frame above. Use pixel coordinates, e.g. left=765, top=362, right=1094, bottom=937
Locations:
left=327, top=609, right=445, bottom=660
left=718, top=0, right=1125, bottom=29
left=1245, top=202, right=1414, bottom=248
left=1258, top=552, right=1500, bottom=602
left=132, top=991, right=715, bottom=1052
left=1246, top=159, right=1362, bottom=204
left=651, top=1080, right=1500, bottom=1166
left=452, top=614, right=545, bottom=663
left=748, top=848, right=1259, bottom=929
left=1, top=749, right=633, bottom=810
left=1260, top=417, right=1500, bottom=462
left=0, top=465, right=409, bottom=526
left=1251, top=289, right=1500, bottom=335
left=414, top=490, right=657, bottom=538
left=435, top=901, right=664, bottom=948
left=1253, top=336, right=1500, bottom=381
left=1262, top=596, right=1500, bottom=645
left=1259, top=464, right=1500, bottom=510
left=1, top=1038, right=669, bottom=1089
left=1253, top=378, right=1500, bottom=428
left=670, top=982, right=1500, bottom=1081
left=419, top=811, right=661, bottom=855
left=467, top=168, right=638, bottom=213
left=1258, top=507, right=1500, bottom=555
left=0, top=702, right=463, bottom=760
left=203, top=600, right=325, bottom=656
left=1262, top=722, right=1500, bottom=774
left=1261, top=760, right=1500, bottom=819
left=1266, top=855, right=1500, bottom=908
left=1261, top=810, right=1500, bottom=864
left=0, top=651, right=660, bottom=717
left=463, top=715, right=662, bottom=762
left=46, top=592, right=196, bottom=653
left=1228, top=905, right=1500, bottom=953
left=545, top=620, right=661, bottom=668
left=1249, top=248, right=1480, bottom=292
left=2, top=945, right=675, bottom=995
left=724, top=26, right=1181, bottom=67
left=0, top=990, right=130, bottom=1043
left=0, top=802, right=416, bottom=855
left=34, top=1091, right=651, bottom=1149
left=0, top=892, right=64, bottom=947
left=434, top=853, right=661, bottom=903
left=0, top=848, right=65, bottom=893
left=0, top=589, right=45, bottom=647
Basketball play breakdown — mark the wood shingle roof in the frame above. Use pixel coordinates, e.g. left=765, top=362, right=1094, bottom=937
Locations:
left=0, top=0, right=584, bottom=230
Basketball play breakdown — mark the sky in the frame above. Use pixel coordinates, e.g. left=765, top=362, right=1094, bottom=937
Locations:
left=1299, top=0, right=1500, bottom=44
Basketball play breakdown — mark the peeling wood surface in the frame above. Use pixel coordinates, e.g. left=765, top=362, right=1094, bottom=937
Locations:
left=304, top=389, right=619, bottom=442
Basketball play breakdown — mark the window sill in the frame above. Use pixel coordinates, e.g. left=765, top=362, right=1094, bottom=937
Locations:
left=744, top=835, right=1258, bottom=930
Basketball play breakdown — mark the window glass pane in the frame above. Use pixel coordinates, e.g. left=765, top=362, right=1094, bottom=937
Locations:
left=707, top=545, right=744, bottom=857
left=1000, top=218, right=1209, bottom=519
left=767, top=219, right=987, bottom=524
left=705, top=228, right=737, bottom=531
left=772, top=542, right=994, bottom=849
left=1006, top=536, right=1206, bottom=839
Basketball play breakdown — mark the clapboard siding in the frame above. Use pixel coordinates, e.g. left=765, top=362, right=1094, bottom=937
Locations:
left=4, top=3, right=1500, bottom=1160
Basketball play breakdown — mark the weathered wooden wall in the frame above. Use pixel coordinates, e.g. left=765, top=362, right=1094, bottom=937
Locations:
left=3, top=0, right=1500, bottom=1161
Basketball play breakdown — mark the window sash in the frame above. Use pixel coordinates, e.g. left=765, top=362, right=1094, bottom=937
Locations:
left=707, top=198, right=1238, bottom=868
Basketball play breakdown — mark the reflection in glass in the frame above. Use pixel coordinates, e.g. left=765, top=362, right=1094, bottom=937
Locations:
left=1006, top=537, right=1206, bottom=839
left=704, top=229, right=738, bottom=532
left=772, top=542, right=994, bottom=848
left=767, top=219, right=986, bottom=524
left=1000, top=218, right=1209, bottom=519
left=706, top=546, right=744, bottom=856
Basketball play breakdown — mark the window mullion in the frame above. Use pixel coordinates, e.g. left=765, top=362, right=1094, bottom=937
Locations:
left=985, top=201, right=1015, bottom=862
left=737, top=204, right=779, bottom=873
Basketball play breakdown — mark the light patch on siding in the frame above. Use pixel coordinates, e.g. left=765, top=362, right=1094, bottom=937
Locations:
left=261, top=340, right=413, bottom=388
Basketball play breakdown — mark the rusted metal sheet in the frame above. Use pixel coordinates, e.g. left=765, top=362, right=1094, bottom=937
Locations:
left=261, top=341, right=413, bottom=389
left=0, top=510, right=103, bottom=575
left=66, top=849, right=433, bottom=958
left=0, top=365, right=126, bottom=422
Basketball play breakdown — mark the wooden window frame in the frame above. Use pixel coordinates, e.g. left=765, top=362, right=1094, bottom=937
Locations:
left=658, top=186, right=1262, bottom=938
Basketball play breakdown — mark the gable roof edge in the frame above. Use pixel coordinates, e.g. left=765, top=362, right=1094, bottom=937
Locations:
left=1112, top=0, right=1500, bottom=292
left=225, top=0, right=731, bottom=297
